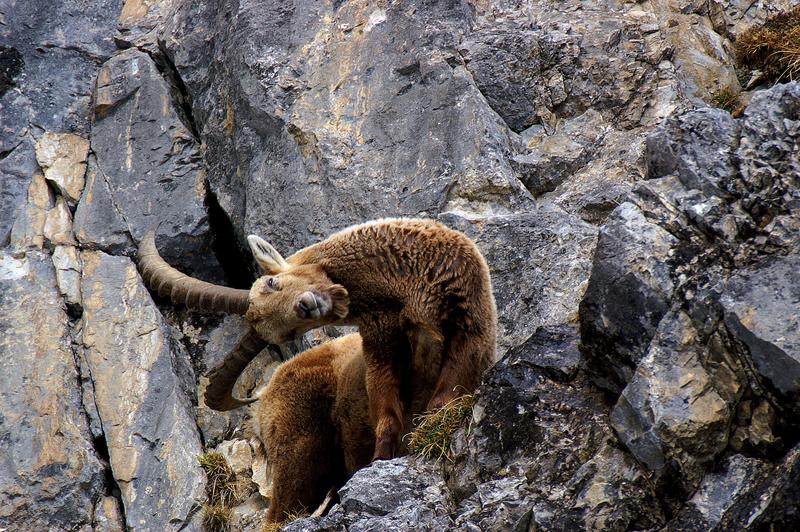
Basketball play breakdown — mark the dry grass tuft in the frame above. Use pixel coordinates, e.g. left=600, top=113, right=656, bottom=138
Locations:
left=199, top=452, right=240, bottom=507
left=710, top=87, right=742, bottom=113
left=407, top=394, right=475, bottom=462
left=735, top=7, right=800, bottom=84
left=202, top=503, right=233, bottom=532
left=198, top=452, right=252, bottom=531
left=259, top=509, right=309, bottom=532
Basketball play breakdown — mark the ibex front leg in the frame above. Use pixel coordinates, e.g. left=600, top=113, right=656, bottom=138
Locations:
left=361, top=317, right=408, bottom=461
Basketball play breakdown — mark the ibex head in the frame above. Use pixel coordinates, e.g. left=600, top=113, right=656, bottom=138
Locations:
left=246, top=235, right=349, bottom=344
left=137, top=231, right=349, bottom=412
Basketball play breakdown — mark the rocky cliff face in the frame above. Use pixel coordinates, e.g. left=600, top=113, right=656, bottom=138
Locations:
left=1, top=0, right=799, bottom=530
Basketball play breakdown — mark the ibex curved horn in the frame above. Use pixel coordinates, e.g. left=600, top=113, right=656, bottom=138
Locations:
left=204, top=328, right=267, bottom=411
left=137, top=231, right=250, bottom=314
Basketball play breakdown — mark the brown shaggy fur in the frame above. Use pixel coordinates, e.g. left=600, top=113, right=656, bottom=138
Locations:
left=251, top=334, right=374, bottom=522
left=246, top=218, right=497, bottom=459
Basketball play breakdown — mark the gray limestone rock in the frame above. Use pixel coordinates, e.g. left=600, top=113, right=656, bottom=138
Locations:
left=610, top=309, right=737, bottom=502
left=736, top=83, right=800, bottom=227
left=80, top=251, right=206, bottom=530
left=646, top=107, right=740, bottom=198
left=720, top=255, right=800, bottom=415
left=52, top=245, right=82, bottom=312
left=284, top=458, right=454, bottom=532
left=718, top=441, right=800, bottom=529
left=579, top=201, right=680, bottom=392
left=0, top=0, right=121, bottom=246
left=74, top=48, right=222, bottom=280
left=0, top=251, right=104, bottom=530
left=668, top=454, right=771, bottom=530
left=161, top=0, right=534, bottom=255
left=447, top=325, right=661, bottom=531
left=441, top=209, right=597, bottom=355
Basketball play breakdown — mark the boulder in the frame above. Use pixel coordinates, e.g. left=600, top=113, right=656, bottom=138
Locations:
left=80, top=251, right=206, bottom=530
left=0, top=251, right=104, bottom=529
left=74, top=48, right=222, bottom=280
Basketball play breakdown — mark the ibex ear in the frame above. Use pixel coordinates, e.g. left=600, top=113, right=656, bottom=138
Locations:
left=327, top=284, right=350, bottom=319
left=247, top=235, right=290, bottom=274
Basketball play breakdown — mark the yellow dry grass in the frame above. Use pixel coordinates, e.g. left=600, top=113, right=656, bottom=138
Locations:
left=406, top=394, right=475, bottom=462
left=198, top=452, right=252, bottom=531
left=202, top=503, right=233, bottom=532
left=736, top=7, right=800, bottom=83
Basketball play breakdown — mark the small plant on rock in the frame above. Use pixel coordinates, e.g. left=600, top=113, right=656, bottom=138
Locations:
left=202, top=504, right=233, bottom=532
left=199, top=452, right=246, bottom=532
left=407, top=394, right=475, bottom=462
left=735, top=6, right=800, bottom=84
left=710, top=87, right=742, bottom=114
left=260, top=509, right=308, bottom=532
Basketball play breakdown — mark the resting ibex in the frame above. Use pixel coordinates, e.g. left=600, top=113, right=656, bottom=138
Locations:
left=251, top=333, right=373, bottom=522
left=138, top=218, right=497, bottom=459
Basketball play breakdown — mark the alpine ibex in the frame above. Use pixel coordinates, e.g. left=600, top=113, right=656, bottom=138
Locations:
left=138, top=218, right=497, bottom=459
left=251, top=333, right=373, bottom=522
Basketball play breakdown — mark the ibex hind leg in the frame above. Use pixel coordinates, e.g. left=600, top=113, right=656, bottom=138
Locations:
left=427, top=329, right=487, bottom=411
left=266, top=432, right=343, bottom=522
left=366, top=362, right=404, bottom=461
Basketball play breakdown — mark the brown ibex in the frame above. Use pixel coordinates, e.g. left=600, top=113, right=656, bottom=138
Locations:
left=250, top=333, right=373, bottom=522
left=138, top=218, right=497, bottom=460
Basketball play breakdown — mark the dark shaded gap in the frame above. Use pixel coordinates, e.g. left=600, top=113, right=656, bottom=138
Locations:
left=153, top=40, right=202, bottom=141
left=206, top=184, right=256, bottom=289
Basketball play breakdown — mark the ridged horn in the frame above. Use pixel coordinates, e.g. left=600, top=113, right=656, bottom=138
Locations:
left=137, top=231, right=250, bottom=315
left=204, top=328, right=267, bottom=411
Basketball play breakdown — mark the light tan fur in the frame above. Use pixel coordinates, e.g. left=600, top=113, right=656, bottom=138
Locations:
left=246, top=218, right=497, bottom=459
left=251, top=334, right=374, bottom=522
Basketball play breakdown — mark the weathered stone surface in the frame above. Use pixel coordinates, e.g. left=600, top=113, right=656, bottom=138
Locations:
left=52, top=245, right=83, bottom=311
left=442, top=209, right=597, bottom=353
left=446, top=325, right=661, bottom=531
left=646, top=107, right=739, bottom=198
left=0, top=251, right=104, bottom=529
left=44, top=197, right=76, bottom=247
left=579, top=201, right=680, bottom=392
left=581, top=81, right=800, bottom=520
left=0, top=138, right=38, bottom=247
left=720, top=255, right=800, bottom=415
left=709, top=0, right=800, bottom=38
left=735, top=83, right=800, bottom=228
left=668, top=454, right=771, bottom=530
left=75, top=48, right=222, bottom=279
left=285, top=458, right=454, bottom=532
left=610, top=310, right=737, bottom=498
left=9, top=170, right=53, bottom=250
left=511, top=110, right=607, bottom=196
left=217, top=439, right=253, bottom=476
left=0, top=0, right=121, bottom=137
left=503, top=324, right=582, bottom=382
left=73, top=156, right=133, bottom=255
left=718, top=441, right=800, bottom=529
left=94, top=495, right=126, bottom=532
left=35, top=132, right=89, bottom=205
left=459, top=21, right=581, bottom=133
left=650, top=0, right=741, bottom=101
left=161, top=0, right=535, bottom=255
left=0, top=0, right=121, bottom=246
left=526, top=109, right=645, bottom=225
left=80, top=251, right=206, bottom=530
